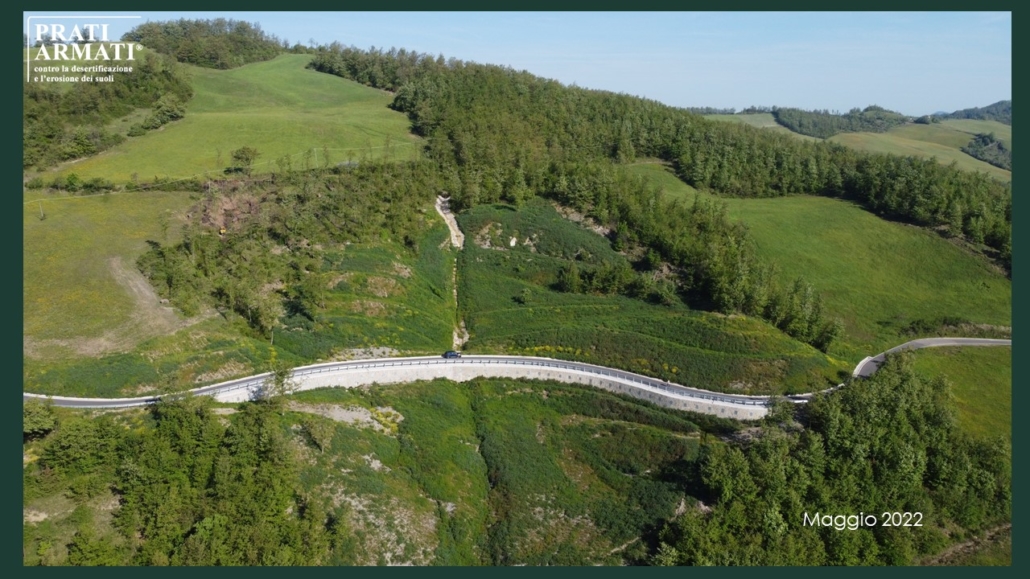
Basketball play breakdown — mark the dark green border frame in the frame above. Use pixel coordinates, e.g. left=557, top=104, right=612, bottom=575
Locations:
left=8, top=1, right=1019, bottom=575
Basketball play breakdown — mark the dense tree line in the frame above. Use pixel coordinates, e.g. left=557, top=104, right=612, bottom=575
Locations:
left=942, top=100, right=1011, bottom=125
left=23, top=51, right=192, bottom=169
left=25, top=396, right=340, bottom=565
left=961, top=132, right=1011, bottom=170
left=771, top=105, right=911, bottom=138
left=653, top=354, right=1010, bottom=565
left=686, top=107, right=736, bottom=115
left=121, top=19, right=286, bottom=69
left=309, top=43, right=1010, bottom=279
left=545, top=162, right=842, bottom=350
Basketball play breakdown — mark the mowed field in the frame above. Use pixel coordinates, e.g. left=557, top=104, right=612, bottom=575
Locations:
left=910, top=346, right=1011, bottom=441
left=43, top=54, right=418, bottom=182
left=703, top=113, right=821, bottom=142
left=627, top=164, right=1012, bottom=360
left=829, top=120, right=1011, bottom=182
left=23, top=191, right=196, bottom=348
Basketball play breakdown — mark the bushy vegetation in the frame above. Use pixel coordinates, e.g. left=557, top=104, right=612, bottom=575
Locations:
left=25, top=359, right=1009, bottom=565
left=771, top=105, right=911, bottom=139
left=122, top=18, right=286, bottom=69
left=961, top=132, right=1011, bottom=170
left=23, top=51, right=193, bottom=169
left=136, top=161, right=442, bottom=334
left=24, top=397, right=340, bottom=565
left=653, top=354, right=1011, bottom=566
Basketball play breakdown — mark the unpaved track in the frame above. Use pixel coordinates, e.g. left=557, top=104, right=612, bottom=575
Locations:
left=434, top=196, right=467, bottom=349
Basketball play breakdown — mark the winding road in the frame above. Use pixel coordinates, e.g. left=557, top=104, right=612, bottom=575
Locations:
left=23, top=197, right=1010, bottom=418
left=22, top=338, right=1010, bottom=419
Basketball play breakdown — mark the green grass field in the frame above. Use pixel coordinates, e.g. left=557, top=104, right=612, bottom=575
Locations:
left=628, top=164, right=1012, bottom=360
left=829, top=126, right=1011, bottom=182
left=23, top=190, right=195, bottom=343
left=940, top=119, right=1011, bottom=149
left=910, top=346, right=1011, bottom=441
left=456, top=200, right=849, bottom=395
left=704, top=113, right=821, bottom=141
left=41, top=54, right=418, bottom=182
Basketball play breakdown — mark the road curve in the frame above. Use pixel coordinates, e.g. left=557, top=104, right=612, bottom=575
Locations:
left=852, top=337, right=1011, bottom=378
left=23, top=338, right=1011, bottom=419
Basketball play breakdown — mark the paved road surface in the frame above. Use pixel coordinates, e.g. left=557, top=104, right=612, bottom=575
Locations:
left=23, top=338, right=1010, bottom=415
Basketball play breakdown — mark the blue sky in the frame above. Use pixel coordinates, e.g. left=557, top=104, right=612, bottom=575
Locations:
left=25, top=11, right=1011, bottom=116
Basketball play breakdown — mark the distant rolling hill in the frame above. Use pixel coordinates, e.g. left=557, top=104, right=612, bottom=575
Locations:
left=43, top=54, right=419, bottom=182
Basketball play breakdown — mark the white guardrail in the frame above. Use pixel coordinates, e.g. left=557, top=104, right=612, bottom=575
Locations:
left=24, top=339, right=1010, bottom=418
left=24, top=355, right=772, bottom=412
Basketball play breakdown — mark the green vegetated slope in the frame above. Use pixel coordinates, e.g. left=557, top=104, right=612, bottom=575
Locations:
left=24, top=355, right=1010, bottom=566
left=704, top=112, right=821, bottom=141
left=941, top=119, right=1012, bottom=148
left=44, top=54, right=417, bottom=182
left=457, top=200, right=848, bottom=395
left=24, top=191, right=195, bottom=343
left=910, top=346, right=1011, bottom=441
left=829, top=124, right=1011, bottom=182
left=23, top=379, right=708, bottom=566
left=627, top=163, right=1011, bottom=359
left=24, top=168, right=456, bottom=397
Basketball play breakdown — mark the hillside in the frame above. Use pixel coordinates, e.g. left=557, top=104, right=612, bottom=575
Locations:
left=829, top=122, right=1012, bottom=182
left=457, top=200, right=848, bottom=395
left=771, top=105, right=910, bottom=138
left=626, top=163, right=1012, bottom=358
left=23, top=28, right=1012, bottom=568
left=39, top=54, right=417, bottom=182
left=23, top=356, right=1009, bottom=565
left=942, top=100, right=1011, bottom=125
left=702, top=113, right=820, bottom=141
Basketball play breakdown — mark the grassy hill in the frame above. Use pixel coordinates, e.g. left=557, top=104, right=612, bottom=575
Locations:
left=941, top=119, right=1012, bottom=147
left=703, top=113, right=821, bottom=141
left=457, top=200, right=849, bottom=395
left=911, top=346, right=1011, bottom=441
left=829, top=122, right=1012, bottom=182
left=41, top=54, right=418, bottom=182
left=627, top=163, right=1012, bottom=359
left=701, top=111, right=1012, bottom=182
left=24, top=206, right=457, bottom=398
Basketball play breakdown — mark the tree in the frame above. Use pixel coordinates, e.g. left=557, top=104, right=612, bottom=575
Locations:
left=557, top=262, right=583, bottom=293
left=228, top=146, right=259, bottom=176
left=258, top=348, right=297, bottom=411
left=67, top=526, right=123, bottom=566
left=24, top=398, right=57, bottom=440
left=301, top=416, right=334, bottom=453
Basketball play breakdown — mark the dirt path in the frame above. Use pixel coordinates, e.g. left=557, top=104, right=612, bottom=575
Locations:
left=435, top=196, right=464, bottom=248
left=435, top=196, right=468, bottom=350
